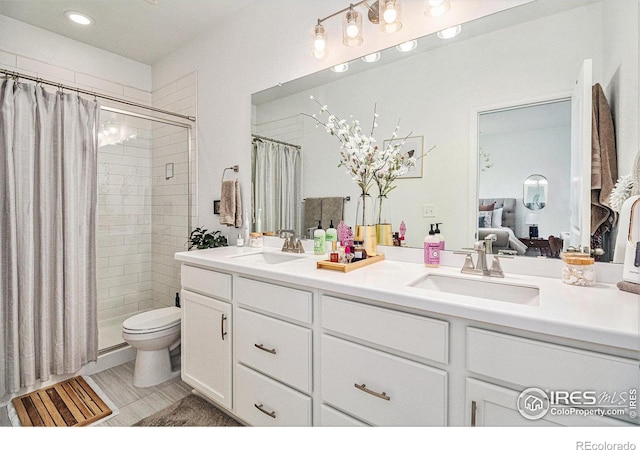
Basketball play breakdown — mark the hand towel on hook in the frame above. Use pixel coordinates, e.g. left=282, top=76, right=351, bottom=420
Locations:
left=219, top=179, right=242, bottom=227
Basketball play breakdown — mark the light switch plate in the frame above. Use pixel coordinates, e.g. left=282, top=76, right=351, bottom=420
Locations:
left=423, top=204, right=436, bottom=217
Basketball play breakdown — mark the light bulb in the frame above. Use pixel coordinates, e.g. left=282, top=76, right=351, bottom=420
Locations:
left=313, top=24, right=326, bottom=52
left=383, top=3, right=397, bottom=23
left=346, top=21, right=359, bottom=38
left=331, top=63, right=349, bottom=73
left=426, top=0, right=450, bottom=17
left=64, top=10, right=93, bottom=25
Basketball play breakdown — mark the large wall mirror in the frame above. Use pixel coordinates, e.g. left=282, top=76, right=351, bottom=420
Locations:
left=251, top=0, right=638, bottom=263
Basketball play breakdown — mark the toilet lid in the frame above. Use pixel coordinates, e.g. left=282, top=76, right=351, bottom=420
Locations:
left=123, top=307, right=181, bottom=333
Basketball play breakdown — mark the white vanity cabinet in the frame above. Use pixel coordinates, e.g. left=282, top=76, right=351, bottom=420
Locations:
left=465, top=328, right=639, bottom=427
left=180, top=265, right=232, bottom=409
left=233, top=277, right=314, bottom=426
left=320, top=295, right=449, bottom=426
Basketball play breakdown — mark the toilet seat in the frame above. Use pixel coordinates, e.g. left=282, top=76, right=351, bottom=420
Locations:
left=122, top=307, right=181, bottom=335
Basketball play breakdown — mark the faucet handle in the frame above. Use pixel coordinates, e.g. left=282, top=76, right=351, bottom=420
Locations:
left=454, top=251, right=475, bottom=271
left=490, top=254, right=513, bottom=277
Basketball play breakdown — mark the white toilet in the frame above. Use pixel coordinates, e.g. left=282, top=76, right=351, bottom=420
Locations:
left=122, top=306, right=181, bottom=388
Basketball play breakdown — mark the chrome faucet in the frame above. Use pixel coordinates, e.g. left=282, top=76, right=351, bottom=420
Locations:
left=455, top=235, right=512, bottom=278
left=278, top=230, right=304, bottom=254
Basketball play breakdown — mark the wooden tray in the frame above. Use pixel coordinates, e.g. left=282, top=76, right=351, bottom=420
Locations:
left=316, top=253, right=385, bottom=272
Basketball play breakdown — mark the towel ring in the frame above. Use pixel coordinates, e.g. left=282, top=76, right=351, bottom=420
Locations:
left=221, top=165, right=239, bottom=183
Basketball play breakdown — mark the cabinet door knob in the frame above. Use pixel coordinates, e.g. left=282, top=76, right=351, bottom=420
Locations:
left=254, top=403, right=276, bottom=418
left=354, top=383, right=391, bottom=401
left=254, top=343, right=277, bottom=354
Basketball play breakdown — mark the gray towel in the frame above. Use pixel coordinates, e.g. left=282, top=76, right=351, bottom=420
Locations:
left=219, top=180, right=242, bottom=227
left=304, top=198, right=323, bottom=234
left=321, top=197, right=344, bottom=231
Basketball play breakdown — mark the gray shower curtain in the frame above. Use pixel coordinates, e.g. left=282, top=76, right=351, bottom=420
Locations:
left=0, top=79, right=99, bottom=398
left=252, top=140, right=302, bottom=235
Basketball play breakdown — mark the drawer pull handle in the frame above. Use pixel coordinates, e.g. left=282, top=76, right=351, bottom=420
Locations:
left=354, top=383, right=390, bottom=401
left=254, top=343, right=277, bottom=354
left=254, top=403, right=276, bottom=419
left=471, top=400, right=477, bottom=427
left=221, top=314, right=227, bottom=341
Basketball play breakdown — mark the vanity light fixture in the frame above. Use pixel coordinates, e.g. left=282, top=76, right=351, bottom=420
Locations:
left=396, top=40, right=417, bottom=52
left=425, top=0, right=451, bottom=17
left=331, top=62, right=349, bottom=73
left=437, top=24, right=462, bottom=39
left=64, top=10, right=94, bottom=25
left=361, top=52, right=381, bottom=62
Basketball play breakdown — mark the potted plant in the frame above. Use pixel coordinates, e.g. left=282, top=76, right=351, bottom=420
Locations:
left=188, top=227, right=228, bottom=249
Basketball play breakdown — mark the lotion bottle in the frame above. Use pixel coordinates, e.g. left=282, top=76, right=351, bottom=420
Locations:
left=313, top=221, right=326, bottom=255
left=435, top=223, right=445, bottom=251
left=424, top=224, right=440, bottom=268
left=325, top=219, right=337, bottom=252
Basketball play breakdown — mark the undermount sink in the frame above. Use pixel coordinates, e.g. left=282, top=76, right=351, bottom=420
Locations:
left=408, top=273, right=540, bottom=306
left=228, top=251, right=306, bottom=265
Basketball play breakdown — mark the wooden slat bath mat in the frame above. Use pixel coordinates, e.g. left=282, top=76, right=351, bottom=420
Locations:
left=12, top=376, right=112, bottom=427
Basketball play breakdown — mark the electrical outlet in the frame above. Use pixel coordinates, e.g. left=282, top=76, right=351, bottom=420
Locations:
left=423, top=204, right=436, bottom=218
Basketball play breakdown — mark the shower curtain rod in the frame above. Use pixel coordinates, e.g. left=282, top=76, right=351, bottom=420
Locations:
left=1, top=69, right=195, bottom=123
left=252, top=134, right=301, bottom=149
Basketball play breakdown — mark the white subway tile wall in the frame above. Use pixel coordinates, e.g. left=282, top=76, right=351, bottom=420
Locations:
left=253, top=114, right=304, bottom=147
left=151, top=72, right=197, bottom=310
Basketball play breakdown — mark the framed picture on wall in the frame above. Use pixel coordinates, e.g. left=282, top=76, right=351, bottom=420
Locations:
left=383, top=135, right=424, bottom=179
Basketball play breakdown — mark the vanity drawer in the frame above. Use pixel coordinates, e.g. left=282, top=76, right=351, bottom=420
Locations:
left=234, top=363, right=312, bottom=427
left=235, top=307, right=312, bottom=393
left=322, top=295, right=448, bottom=364
left=321, top=334, right=447, bottom=426
left=235, top=277, right=312, bottom=324
left=320, top=404, right=368, bottom=427
left=181, top=265, right=231, bottom=301
left=467, top=328, right=639, bottom=393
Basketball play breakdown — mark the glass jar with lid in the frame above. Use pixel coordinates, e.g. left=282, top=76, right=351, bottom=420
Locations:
left=249, top=232, right=263, bottom=248
left=561, top=254, right=595, bottom=286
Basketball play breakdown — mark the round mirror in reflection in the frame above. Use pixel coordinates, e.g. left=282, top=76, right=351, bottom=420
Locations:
left=523, top=174, right=548, bottom=210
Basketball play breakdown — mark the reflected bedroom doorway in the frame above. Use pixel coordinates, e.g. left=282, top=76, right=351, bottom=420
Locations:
left=477, top=99, right=572, bottom=257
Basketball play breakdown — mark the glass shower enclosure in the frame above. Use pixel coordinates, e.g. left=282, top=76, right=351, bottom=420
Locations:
left=96, top=106, right=192, bottom=352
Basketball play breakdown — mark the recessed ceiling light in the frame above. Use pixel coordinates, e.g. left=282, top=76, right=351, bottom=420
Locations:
left=396, top=40, right=417, bottom=52
left=331, top=63, right=349, bottom=73
left=361, top=52, right=381, bottom=63
left=64, top=11, right=94, bottom=26
left=437, top=25, right=461, bottom=39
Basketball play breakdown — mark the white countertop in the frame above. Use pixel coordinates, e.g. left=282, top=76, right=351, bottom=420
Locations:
left=175, top=245, right=639, bottom=353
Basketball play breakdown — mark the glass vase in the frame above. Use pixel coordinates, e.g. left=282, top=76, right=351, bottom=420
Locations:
left=375, top=194, right=393, bottom=246
left=354, top=192, right=377, bottom=256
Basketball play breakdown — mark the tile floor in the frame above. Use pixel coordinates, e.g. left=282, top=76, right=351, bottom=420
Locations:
left=0, top=361, right=192, bottom=427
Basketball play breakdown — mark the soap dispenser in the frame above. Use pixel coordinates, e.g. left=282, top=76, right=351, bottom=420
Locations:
left=424, top=224, right=440, bottom=268
left=313, top=221, right=326, bottom=255
left=325, top=219, right=337, bottom=252
left=435, top=223, right=445, bottom=251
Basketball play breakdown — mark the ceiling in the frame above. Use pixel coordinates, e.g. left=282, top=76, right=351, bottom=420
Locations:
left=0, top=0, right=256, bottom=65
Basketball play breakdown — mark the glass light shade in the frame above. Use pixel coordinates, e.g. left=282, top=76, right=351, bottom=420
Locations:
left=437, top=24, right=462, bottom=39
left=425, top=0, right=450, bottom=17
left=330, top=63, right=349, bottom=73
left=312, top=24, right=327, bottom=59
left=380, top=0, right=402, bottom=33
left=361, top=52, right=381, bottom=63
left=342, top=9, right=363, bottom=46
left=395, top=40, right=417, bottom=52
